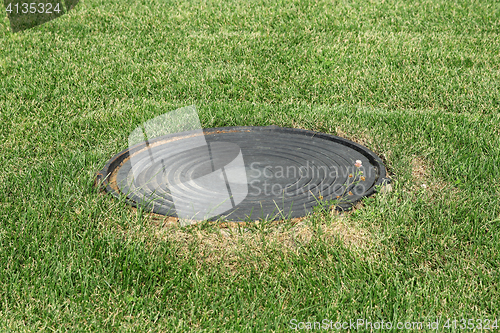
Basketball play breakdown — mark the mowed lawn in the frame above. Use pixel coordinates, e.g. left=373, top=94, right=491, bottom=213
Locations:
left=1, top=0, right=500, bottom=331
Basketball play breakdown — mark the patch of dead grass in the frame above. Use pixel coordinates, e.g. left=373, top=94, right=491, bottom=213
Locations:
left=333, top=127, right=374, bottom=149
left=113, top=211, right=377, bottom=274
left=289, top=121, right=374, bottom=149
left=409, top=155, right=460, bottom=200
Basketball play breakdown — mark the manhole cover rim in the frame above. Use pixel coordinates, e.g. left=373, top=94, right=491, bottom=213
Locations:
left=96, top=125, right=389, bottom=219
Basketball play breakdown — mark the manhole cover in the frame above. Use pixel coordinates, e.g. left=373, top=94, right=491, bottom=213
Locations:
left=97, top=126, right=388, bottom=222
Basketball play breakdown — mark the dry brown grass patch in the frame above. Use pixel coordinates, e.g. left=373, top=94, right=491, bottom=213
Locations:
left=410, top=155, right=460, bottom=200
left=98, top=188, right=380, bottom=276
left=289, top=121, right=375, bottom=149
left=112, top=211, right=377, bottom=273
left=333, top=127, right=373, bottom=149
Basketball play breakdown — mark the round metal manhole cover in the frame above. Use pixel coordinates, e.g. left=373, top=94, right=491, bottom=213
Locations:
left=97, top=126, right=388, bottom=222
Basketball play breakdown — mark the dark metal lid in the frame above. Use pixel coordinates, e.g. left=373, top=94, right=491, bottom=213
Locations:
left=96, top=126, right=388, bottom=222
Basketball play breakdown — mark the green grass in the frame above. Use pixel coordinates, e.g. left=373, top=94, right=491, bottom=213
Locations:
left=1, top=0, right=500, bottom=331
